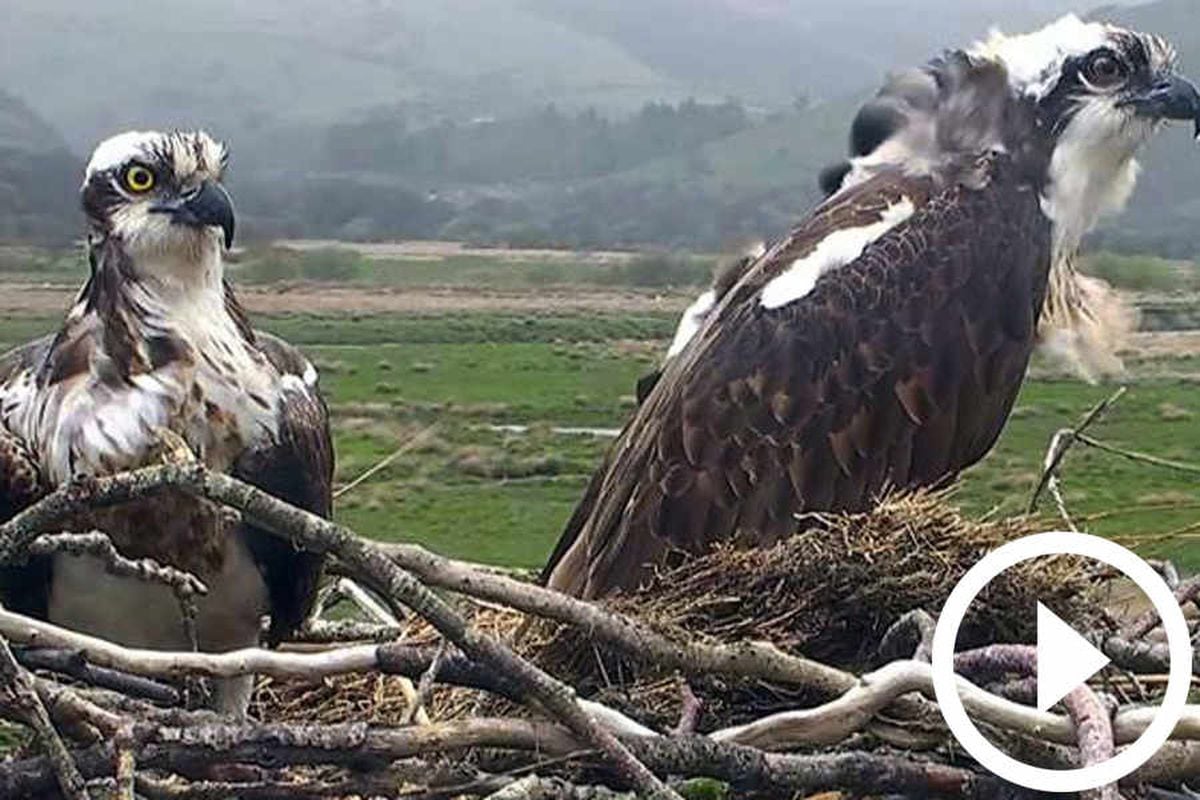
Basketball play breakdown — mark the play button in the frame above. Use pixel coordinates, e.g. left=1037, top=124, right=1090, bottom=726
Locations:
left=931, top=531, right=1192, bottom=793
left=1035, top=602, right=1111, bottom=712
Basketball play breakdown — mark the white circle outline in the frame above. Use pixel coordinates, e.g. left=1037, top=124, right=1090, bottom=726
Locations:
left=931, top=531, right=1192, bottom=792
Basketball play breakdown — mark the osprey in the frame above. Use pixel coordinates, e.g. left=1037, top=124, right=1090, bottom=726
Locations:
left=0, top=131, right=332, bottom=712
left=545, top=16, right=1200, bottom=599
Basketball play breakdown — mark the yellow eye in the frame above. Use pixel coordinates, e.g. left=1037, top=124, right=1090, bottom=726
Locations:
left=123, top=164, right=156, bottom=193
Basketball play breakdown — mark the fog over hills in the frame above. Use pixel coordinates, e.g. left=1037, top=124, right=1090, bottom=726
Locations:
left=7, top=0, right=1199, bottom=257
left=2, top=0, right=1127, bottom=149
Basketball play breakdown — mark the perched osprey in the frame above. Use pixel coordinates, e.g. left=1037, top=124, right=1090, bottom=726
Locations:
left=0, top=131, right=332, bottom=712
left=544, top=16, right=1200, bottom=599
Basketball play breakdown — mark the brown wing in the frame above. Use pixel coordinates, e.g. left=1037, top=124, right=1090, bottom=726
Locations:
left=545, top=155, right=1052, bottom=598
left=0, top=337, right=56, bottom=616
left=234, top=332, right=333, bottom=645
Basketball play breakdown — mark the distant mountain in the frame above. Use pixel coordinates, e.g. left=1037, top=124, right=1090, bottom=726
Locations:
left=530, top=0, right=1125, bottom=103
left=0, top=89, right=69, bottom=153
left=0, top=0, right=686, bottom=153
left=4, top=0, right=1195, bottom=256
left=2, top=0, right=1138, bottom=154
left=0, top=90, right=80, bottom=244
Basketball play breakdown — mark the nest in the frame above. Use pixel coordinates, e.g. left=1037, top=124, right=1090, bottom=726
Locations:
left=256, top=491, right=1106, bottom=731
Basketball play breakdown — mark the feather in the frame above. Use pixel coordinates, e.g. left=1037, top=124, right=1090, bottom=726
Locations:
left=233, top=332, right=333, bottom=646
left=544, top=154, right=1052, bottom=598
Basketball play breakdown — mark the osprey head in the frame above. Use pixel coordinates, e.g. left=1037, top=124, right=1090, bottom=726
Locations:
left=81, top=130, right=235, bottom=260
left=835, top=16, right=1196, bottom=238
left=973, top=17, right=1195, bottom=378
left=976, top=16, right=1198, bottom=139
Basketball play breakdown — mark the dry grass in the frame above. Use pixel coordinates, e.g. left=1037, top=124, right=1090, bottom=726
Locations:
left=256, top=491, right=1107, bottom=733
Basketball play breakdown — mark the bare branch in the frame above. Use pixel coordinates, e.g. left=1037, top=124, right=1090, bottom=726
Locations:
left=876, top=609, right=936, bottom=663
left=672, top=678, right=703, bottom=737
left=0, top=634, right=90, bottom=800
left=0, top=464, right=679, bottom=799
left=1063, top=686, right=1116, bottom=800
left=135, top=772, right=404, bottom=800
left=288, top=619, right=403, bottom=645
left=1076, top=432, right=1200, bottom=476
left=27, top=532, right=206, bottom=598
left=1122, top=575, right=1200, bottom=640
left=1028, top=387, right=1125, bottom=514
left=1, top=715, right=1034, bottom=799
left=335, top=577, right=401, bottom=626
left=482, top=775, right=634, bottom=799
left=403, top=641, right=447, bottom=726
left=16, top=648, right=181, bottom=706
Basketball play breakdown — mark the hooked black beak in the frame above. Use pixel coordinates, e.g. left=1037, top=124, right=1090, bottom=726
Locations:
left=1122, top=74, right=1200, bottom=139
left=149, top=181, right=236, bottom=249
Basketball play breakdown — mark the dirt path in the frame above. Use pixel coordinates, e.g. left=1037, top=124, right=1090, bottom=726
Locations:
left=273, top=239, right=642, bottom=263
left=0, top=283, right=697, bottom=316
left=1124, top=330, right=1200, bottom=360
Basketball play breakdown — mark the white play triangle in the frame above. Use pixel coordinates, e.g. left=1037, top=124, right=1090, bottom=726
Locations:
left=1036, top=602, right=1111, bottom=713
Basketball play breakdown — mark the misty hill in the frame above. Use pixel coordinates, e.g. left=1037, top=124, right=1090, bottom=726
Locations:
left=3, top=0, right=1126, bottom=152
left=533, top=0, right=1102, bottom=103
left=0, top=90, right=79, bottom=243
left=0, top=0, right=685, bottom=153
left=6, top=0, right=1200, bottom=256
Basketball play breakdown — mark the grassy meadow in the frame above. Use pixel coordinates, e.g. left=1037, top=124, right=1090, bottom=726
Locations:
left=308, top=321, right=1200, bottom=571
left=0, top=246, right=1197, bottom=573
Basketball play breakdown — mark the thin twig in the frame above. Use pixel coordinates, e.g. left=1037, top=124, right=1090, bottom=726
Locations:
left=334, top=424, right=439, bottom=499
left=30, top=530, right=206, bottom=653
left=1049, top=470, right=1078, bottom=532
left=27, top=532, right=207, bottom=597
left=1075, top=433, right=1200, bottom=476
left=403, top=641, right=447, bottom=726
left=1028, top=387, right=1126, bottom=514
left=336, top=577, right=401, bottom=626
left=673, top=677, right=703, bottom=736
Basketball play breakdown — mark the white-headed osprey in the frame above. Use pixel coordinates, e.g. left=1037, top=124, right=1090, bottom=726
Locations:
left=544, top=16, right=1200, bottom=599
left=0, top=131, right=332, bottom=712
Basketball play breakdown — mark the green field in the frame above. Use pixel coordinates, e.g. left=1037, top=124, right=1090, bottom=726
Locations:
left=0, top=300, right=1197, bottom=573
left=286, top=313, right=1200, bottom=573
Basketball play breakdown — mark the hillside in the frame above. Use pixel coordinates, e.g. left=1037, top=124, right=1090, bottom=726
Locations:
left=5, top=0, right=1199, bottom=255
left=2, top=0, right=1133, bottom=153
left=0, top=91, right=79, bottom=244
left=0, top=0, right=687, bottom=153
left=534, top=0, right=1103, bottom=103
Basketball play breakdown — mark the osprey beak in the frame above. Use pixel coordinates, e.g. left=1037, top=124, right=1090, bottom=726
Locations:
left=149, top=181, right=236, bottom=249
left=1123, top=74, right=1200, bottom=139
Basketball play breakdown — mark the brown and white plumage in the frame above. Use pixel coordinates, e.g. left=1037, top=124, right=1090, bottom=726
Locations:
left=544, top=16, right=1200, bottom=599
left=0, top=130, right=331, bottom=711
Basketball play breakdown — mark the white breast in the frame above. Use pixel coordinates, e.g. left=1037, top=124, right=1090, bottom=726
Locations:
left=2, top=293, right=281, bottom=484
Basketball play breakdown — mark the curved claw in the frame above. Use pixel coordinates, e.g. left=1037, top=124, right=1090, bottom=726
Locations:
left=149, top=427, right=198, bottom=466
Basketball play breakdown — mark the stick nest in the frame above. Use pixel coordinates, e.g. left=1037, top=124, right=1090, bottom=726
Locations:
left=258, top=491, right=1107, bottom=731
